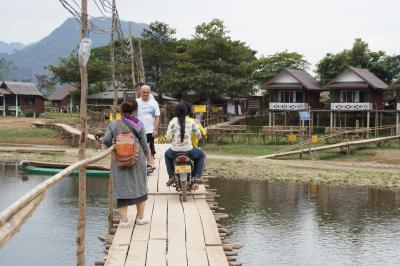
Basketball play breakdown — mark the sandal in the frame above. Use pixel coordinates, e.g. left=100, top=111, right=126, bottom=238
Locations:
left=147, top=165, right=153, bottom=174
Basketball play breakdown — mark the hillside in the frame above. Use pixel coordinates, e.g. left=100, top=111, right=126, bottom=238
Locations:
left=2, top=17, right=148, bottom=81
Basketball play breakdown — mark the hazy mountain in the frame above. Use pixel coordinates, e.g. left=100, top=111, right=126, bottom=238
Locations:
left=1, top=17, right=148, bottom=81
left=0, top=41, right=26, bottom=54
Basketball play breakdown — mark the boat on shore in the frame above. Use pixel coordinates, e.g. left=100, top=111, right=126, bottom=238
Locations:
left=20, top=160, right=110, bottom=177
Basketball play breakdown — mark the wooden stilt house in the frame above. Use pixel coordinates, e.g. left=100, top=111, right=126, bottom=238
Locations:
left=0, top=81, right=44, bottom=117
left=264, top=68, right=322, bottom=127
left=325, top=66, right=388, bottom=131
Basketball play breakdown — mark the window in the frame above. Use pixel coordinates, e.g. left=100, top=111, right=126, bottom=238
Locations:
left=359, top=91, right=368, bottom=102
left=25, top=97, right=34, bottom=105
left=342, top=91, right=356, bottom=103
left=279, top=91, right=304, bottom=103
left=280, top=91, right=292, bottom=103
left=295, top=92, right=304, bottom=103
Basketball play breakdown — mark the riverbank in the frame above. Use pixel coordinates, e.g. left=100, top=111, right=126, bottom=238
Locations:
left=206, top=155, right=400, bottom=190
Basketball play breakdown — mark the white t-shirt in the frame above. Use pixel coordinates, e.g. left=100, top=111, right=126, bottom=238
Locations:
left=137, top=97, right=160, bottom=134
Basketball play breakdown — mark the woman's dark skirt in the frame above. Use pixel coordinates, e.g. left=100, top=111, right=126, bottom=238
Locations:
left=116, top=194, right=148, bottom=208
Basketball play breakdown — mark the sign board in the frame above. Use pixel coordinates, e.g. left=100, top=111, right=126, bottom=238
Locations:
left=288, top=134, right=297, bottom=143
left=109, top=112, right=122, bottom=121
left=212, top=106, right=223, bottom=113
left=299, top=111, right=311, bottom=121
left=194, top=105, right=207, bottom=113
left=311, top=135, right=318, bottom=144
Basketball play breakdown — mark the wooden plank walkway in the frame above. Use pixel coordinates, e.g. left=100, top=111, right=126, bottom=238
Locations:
left=257, top=135, right=400, bottom=159
left=105, top=144, right=228, bottom=266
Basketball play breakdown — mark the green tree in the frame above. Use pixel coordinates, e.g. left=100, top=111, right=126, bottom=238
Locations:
left=252, top=51, right=310, bottom=84
left=316, top=38, right=400, bottom=84
left=141, top=21, right=177, bottom=90
left=35, top=74, right=56, bottom=97
left=161, top=19, right=256, bottom=112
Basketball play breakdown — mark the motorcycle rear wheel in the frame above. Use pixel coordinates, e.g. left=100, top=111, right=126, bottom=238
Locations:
left=181, top=180, right=187, bottom=202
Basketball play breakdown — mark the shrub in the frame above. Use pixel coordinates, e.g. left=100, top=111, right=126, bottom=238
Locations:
left=23, top=109, right=35, bottom=117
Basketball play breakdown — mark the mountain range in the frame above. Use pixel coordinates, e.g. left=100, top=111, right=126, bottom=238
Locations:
left=1, top=17, right=148, bottom=81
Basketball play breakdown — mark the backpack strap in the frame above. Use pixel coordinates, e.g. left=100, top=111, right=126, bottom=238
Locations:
left=120, top=119, right=141, bottom=141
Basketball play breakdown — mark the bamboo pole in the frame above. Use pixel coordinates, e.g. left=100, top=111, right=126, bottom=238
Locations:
left=128, top=22, right=137, bottom=96
left=77, top=1, right=89, bottom=264
left=0, top=192, right=46, bottom=247
left=108, top=0, right=117, bottom=235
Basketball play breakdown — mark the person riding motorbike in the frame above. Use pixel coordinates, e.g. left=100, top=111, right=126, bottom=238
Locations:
left=164, top=103, right=206, bottom=186
left=184, top=102, right=207, bottom=148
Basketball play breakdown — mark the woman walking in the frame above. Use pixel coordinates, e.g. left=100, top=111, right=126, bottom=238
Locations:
left=101, top=100, right=150, bottom=226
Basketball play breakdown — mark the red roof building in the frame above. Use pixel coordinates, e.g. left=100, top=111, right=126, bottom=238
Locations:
left=0, top=81, right=44, bottom=117
left=325, top=66, right=388, bottom=111
left=48, top=84, right=76, bottom=111
left=264, top=68, right=323, bottom=111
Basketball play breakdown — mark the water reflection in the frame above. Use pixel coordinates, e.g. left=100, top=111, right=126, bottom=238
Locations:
left=210, top=179, right=400, bottom=266
left=0, top=162, right=109, bottom=266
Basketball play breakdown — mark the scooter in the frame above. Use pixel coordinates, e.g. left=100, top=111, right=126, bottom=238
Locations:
left=171, top=152, right=199, bottom=202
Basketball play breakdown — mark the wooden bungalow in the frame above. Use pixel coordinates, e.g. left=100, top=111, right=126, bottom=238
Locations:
left=325, top=66, right=388, bottom=130
left=264, top=68, right=322, bottom=126
left=388, top=79, right=400, bottom=111
left=388, top=79, right=400, bottom=134
left=0, top=81, right=44, bottom=117
left=47, top=84, right=77, bottom=112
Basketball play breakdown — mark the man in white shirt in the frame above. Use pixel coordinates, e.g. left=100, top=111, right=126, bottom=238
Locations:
left=137, top=85, right=160, bottom=171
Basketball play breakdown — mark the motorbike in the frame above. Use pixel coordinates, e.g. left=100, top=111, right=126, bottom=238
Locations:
left=171, top=152, right=199, bottom=202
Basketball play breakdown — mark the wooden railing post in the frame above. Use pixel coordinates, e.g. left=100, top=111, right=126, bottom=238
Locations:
left=77, top=0, right=88, bottom=265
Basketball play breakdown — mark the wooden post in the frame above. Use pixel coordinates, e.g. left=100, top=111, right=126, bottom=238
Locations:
left=15, top=94, right=18, bottom=117
left=77, top=0, right=88, bottom=265
left=268, top=111, right=272, bottom=127
left=138, top=39, right=145, bottom=82
left=2, top=96, right=5, bottom=117
left=330, top=111, right=332, bottom=130
left=367, top=111, right=370, bottom=138
left=108, top=0, right=117, bottom=235
left=128, top=22, right=137, bottom=97
left=397, top=112, right=399, bottom=135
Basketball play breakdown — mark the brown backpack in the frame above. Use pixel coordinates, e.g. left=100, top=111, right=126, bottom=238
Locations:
left=114, top=120, right=140, bottom=167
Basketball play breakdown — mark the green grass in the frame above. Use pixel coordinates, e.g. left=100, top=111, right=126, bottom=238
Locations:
left=203, top=142, right=400, bottom=160
left=0, top=128, right=59, bottom=140
left=42, top=112, right=81, bottom=127
left=203, top=143, right=288, bottom=157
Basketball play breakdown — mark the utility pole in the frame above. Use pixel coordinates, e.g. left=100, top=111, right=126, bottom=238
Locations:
left=138, top=39, right=145, bottom=82
left=77, top=0, right=88, bottom=265
left=128, top=22, right=137, bottom=97
left=108, top=0, right=117, bottom=235
left=111, top=0, right=117, bottom=117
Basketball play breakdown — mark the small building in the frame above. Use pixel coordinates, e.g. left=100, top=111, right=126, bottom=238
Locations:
left=0, top=81, right=44, bottom=117
left=47, top=84, right=77, bottom=112
left=325, top=66, right=388, bottom=129
left=264, top=68, right=322, bottom=127
left=388, top=79, right=400, bottom=111
left=264, top=68, right=322, bottom=111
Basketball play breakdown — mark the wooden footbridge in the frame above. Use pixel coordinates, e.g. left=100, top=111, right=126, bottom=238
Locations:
left=257, top=134, right=400, bottom=159
left=104, top=144, right=230, bottom=266
left=0, top=143, right=234, bottom=266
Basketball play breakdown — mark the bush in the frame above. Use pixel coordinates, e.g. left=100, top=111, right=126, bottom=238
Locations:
left=23, top=109, right=35, bottom=117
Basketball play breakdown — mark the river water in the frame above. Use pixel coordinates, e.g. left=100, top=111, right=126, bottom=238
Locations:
left=209, top=179, right=400, bottom=266
left=1, top=163, right=400, bottom=265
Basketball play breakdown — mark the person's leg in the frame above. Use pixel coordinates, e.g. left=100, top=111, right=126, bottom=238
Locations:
left=136, top=201, right=145, bottom=218
left=146, top=133, right=154, bottom=167
left=164, top=148, right=175, bottom=178
left=188, top=148, right=205, bottom=178
left=119, top=206, right=128, bottom=221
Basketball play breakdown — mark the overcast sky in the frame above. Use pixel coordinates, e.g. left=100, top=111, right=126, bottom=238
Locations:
left=1, top=0, right=399, bottom=67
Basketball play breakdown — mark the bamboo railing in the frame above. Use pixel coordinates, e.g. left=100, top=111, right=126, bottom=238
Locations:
left=0, top=145, right=114, bottom=247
